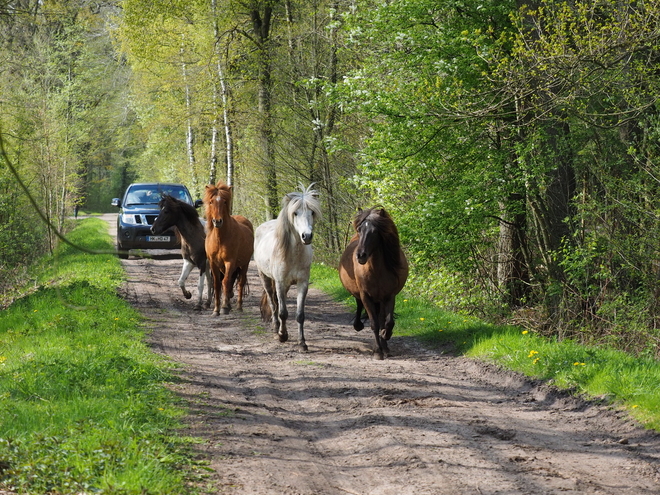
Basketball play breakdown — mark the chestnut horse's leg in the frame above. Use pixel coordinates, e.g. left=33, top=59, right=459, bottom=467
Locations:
left=210, top=262, right=224, bottom=316
left=236, top=266, right=248, bottom=311
left=220, top=263, right=234, bottom=314
left=295, top=279, right=309, bottom=352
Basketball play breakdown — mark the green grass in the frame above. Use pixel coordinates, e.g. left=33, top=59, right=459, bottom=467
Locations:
left=0, top=218, right=201, bottom=494
left=311, top=262, right=660, bottom=431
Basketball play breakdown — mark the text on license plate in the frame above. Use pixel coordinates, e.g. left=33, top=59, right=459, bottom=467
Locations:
left=147, top=236, right=170, bottom=242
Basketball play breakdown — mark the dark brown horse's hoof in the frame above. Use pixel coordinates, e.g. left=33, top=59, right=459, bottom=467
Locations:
left=372, top=350, right=385, bottom=360
left=298, top=342, right=308, bottom=352
left=212, top=311, right=219, bottom=316
left=353, top=321, right=364, bottom=331
left=277, top=331, right=288, bottom=343
left=221, top=307, right=230, bottom=315
left=183, top=291, right=192, bottom=300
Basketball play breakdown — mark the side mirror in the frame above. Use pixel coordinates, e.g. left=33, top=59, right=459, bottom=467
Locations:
left=194, top=199, right=203, bottom=208
left=111, top=198, right=121, bottom=207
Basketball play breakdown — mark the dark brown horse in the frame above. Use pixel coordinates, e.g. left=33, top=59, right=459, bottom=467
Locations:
left=151, top=195, right=212, bottom=310
left=339, top=208, right=408, bottom=359
left=204, top=182, right=254, bottom=315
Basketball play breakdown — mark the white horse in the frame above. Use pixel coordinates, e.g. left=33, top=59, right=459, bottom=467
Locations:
left=254, top=184, right=321, bottom=351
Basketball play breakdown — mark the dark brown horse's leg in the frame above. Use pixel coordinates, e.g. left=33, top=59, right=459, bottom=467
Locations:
left=362, top=296, right=385, bottom=360
left=380, top=296, right=396, bottom=341
left=353, top=297, right=365, bottom=331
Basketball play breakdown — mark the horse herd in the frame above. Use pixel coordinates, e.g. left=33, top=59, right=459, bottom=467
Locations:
left=150, top=182, right=408, bottom=360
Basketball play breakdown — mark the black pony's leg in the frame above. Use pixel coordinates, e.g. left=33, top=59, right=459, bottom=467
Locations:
left=353, top=297, right=365, bottom=331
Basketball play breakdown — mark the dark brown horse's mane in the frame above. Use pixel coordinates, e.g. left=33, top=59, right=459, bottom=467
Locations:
left=354, top=207, right=404, bottom=271
left=160, top=195, right=199, bottom=226
left=204, top=183, right=232, bottom=222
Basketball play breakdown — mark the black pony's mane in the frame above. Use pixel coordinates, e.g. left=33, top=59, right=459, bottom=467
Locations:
left=354, top=207, right=403, bottom=271
left=160, top=195, right=200, bottom=226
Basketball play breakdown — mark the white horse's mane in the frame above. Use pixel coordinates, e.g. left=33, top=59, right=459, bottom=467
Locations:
left=274, top=183, right=322, bottom=254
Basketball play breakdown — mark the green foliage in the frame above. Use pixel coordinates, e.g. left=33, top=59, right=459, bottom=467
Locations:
left=0, top=218, right=199, bottom=494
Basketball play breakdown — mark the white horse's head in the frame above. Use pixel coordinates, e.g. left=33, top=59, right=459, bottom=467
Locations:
left=282, top=183, right=322, bottom=245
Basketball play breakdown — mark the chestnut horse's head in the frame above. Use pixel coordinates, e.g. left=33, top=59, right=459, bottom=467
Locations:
left=204, top=182, right=232, bottom=229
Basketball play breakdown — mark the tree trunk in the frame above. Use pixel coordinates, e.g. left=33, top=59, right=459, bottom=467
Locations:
left=251, top=5, right=279, bottom=219
left=181, top=39, right=198, bottom=192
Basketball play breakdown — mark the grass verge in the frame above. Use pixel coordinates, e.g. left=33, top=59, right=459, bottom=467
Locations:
left=0, top=218, right=201, bottom=494
left=311, top=262, right=660, bottom=431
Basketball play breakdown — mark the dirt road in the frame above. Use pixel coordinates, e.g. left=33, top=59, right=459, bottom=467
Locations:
left=104, top=214, right=660, bottom=494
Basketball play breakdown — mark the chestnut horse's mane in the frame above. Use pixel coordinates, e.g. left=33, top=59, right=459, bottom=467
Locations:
left=204, top=183, right=232, bottom=222
left=354, top=207, right=404, bottom=271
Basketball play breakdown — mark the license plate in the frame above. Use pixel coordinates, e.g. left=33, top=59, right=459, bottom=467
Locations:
left=147, top=236, right=170, bottom=242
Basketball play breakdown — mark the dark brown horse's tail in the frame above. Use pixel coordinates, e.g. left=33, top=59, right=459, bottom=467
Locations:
left=260, top=291, right=272, bottom=322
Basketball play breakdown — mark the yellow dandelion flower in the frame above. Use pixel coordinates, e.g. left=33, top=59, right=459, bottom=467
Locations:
left=533, top=358, right=540, bottom=364
left=632, top=405, right=639, bottom=409
left=522, top=330, right=528, bottom=335
left=528, top=350, right=538, bottom=358
left=420, top=317, right=425, bottom=321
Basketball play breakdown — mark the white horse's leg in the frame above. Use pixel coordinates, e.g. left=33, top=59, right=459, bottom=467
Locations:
left=178, top=259, right=195, bottom=299
left=295, top=279, right=309, bottom=352
left=275, top=280, right=289, bottom=343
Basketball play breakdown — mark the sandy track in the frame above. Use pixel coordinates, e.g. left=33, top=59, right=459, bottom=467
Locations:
left=104, top=214, right=660, bottom=494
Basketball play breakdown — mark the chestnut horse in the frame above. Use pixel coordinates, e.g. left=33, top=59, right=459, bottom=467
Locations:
left=254, top=184, right=321, bottom=351
left=151, top=195, right=212, bottom=310
left=339, top=208, right=408, bottom=359
left=204, top=182, right=254, bottom=316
